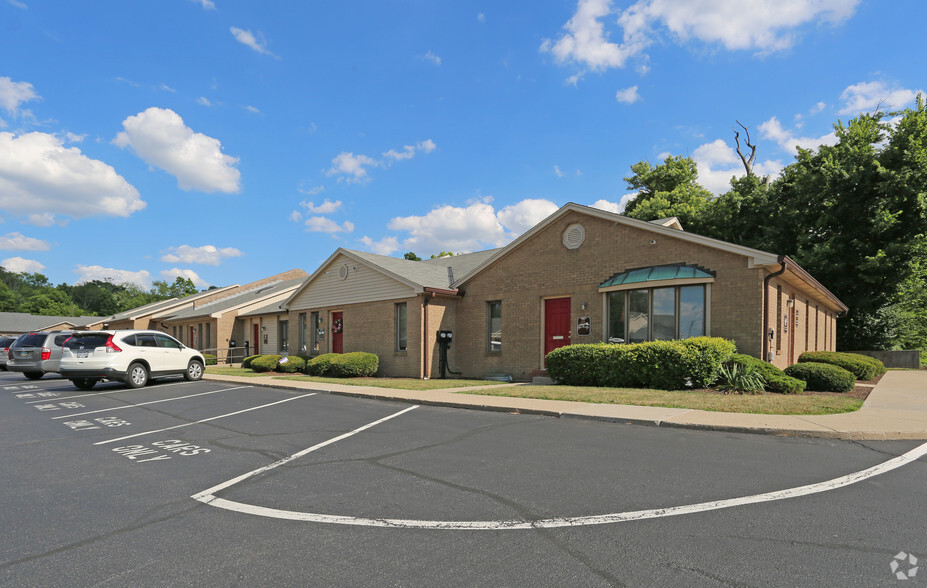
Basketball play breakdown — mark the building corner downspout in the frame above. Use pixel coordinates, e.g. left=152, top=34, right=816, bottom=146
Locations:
left=422, top=292, right=433, bottom=380
left=762, top=255, right=787, bottom=363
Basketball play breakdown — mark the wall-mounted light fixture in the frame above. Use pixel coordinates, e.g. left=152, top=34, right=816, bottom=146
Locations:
left=786, top=299, right=795, bottom=308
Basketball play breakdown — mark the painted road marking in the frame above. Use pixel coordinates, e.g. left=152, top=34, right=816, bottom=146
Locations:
left=94, top=393, right=317, bottom=445
left=50, top=385, right=253, bottom=419
left=193, top=404, right=420, bottom=501
left=26, top=380, right=193, bottom=403
left=194, top=436, right=927, bottom=531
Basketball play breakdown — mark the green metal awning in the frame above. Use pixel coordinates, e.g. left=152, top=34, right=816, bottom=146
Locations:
left=598, top=263, right=715, bottom=289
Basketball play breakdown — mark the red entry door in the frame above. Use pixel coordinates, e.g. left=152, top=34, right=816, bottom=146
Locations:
left=332, top=311, right=343, bottom=354
left=253, top=323, right=260, bottom=355
left=544, top=298, right=572, bottom=360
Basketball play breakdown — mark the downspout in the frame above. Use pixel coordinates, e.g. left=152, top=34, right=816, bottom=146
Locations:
left=762, top=255, right=787, bottom=363
left=422, top=292, right=433, bottom=380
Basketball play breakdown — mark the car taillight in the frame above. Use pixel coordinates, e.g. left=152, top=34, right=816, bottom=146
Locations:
left=41, top=348, right=51, bottom=361
left=105, top=336, right=122, bottom=353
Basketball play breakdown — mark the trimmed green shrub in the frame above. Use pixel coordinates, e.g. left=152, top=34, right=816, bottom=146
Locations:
left=275, top=355, right=306, bottom=373
left=765, top=374, right=806, bottom=394
left=729, top=354, right=805, bottom=394
left=798, top=351, right=885, bottom=380
left=715, top=363, right=765, bottom=394
left=545, top=337, right=736, bottom=390
left=203, top=353, right=218, bottom=366
left=242, top=355, right=260, bottom=369
left=306, top=352, right=379, bottom=377
left=784, top=362, right=855, bottom=393
left=306, top=353, right=336, bottom=376
left=250, top=354, right=283, bottom=373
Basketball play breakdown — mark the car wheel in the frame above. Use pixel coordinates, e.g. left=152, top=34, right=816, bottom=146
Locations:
left=24, top=371, right=43, bottom=380
left=184, top=359, right=204, bottom=381
left=71, top=378, right=96, bottom=391
left=125, top=362, right=148, bottom=389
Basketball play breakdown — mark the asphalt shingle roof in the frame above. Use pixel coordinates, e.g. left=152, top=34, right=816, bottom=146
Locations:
left=344, top=249, right=501, bottom=290
left=0, top=312, right=102, bottom=333
left=163, top=278, right=306, bottom=320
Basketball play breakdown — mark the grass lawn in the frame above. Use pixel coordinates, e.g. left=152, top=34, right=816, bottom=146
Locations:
left=205, top=366, right=268, bottom=377
left=273, top=375, right=504, bottom=391
left=458, top=384, right=864, bottom=415
left=205, top=366, right=503, bottom=390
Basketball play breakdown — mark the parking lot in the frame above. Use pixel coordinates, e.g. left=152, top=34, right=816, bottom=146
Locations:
left=1, top=370, right=925, bottom=585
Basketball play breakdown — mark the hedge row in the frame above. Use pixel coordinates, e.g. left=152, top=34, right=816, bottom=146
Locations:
left=798, top=351, right=886, bottom=381
left=785, top=362, right=856, bottom=393
left=546, top=337, right=736, bottom=390
left=729, top=354, right=805, bottom=394
left=244, top=352, right=378, bottom=378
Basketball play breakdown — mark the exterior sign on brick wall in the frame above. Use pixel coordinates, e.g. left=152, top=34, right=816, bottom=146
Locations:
left=577, top=316, right=591, bottom=336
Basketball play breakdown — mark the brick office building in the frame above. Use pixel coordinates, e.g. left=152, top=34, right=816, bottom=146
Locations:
left=283, top=203, right=846, bottom=379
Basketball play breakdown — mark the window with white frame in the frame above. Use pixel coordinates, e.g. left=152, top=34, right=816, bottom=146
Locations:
left=488, top=301, right=502, bottom=352
left=607, top=285, right=706, bottom=343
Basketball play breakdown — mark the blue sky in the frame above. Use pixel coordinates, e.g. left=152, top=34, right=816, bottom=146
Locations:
left=0, top=0, right=924, bottom=290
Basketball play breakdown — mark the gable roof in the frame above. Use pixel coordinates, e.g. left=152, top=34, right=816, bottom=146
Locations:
left=452, top=203, right=782, bottom=287
left=162, top=278, right=306, bottom=320
left=105, top=285, right=239, bottom=322
left=282, top=248, right=500, bottom=308
left=0, top=312, right=102, bottom=334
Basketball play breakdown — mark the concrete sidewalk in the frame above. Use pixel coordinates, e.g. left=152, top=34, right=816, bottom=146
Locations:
left=203, top=369, right=927, bottom=440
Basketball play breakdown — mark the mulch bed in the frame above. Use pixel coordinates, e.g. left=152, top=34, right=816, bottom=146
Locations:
left=698, top=372, right=884, bottom=399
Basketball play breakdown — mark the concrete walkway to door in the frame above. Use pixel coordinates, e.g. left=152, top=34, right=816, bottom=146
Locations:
left=204, top=369, right=927, bottom=441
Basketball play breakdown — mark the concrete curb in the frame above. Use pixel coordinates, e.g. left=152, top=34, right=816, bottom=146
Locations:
left=203, top=372, right=927, bottom=441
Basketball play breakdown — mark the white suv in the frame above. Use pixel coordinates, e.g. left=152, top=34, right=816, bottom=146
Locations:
left=59, top=330, right=205, bottom=390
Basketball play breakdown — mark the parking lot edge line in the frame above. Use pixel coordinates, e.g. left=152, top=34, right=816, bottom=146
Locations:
left=191, top=404, right=420, bottom=502
left=50, top=385, right=254, bottom=419
left=93, top=393, right=318, bottom=446
left=193, top=439, right=927, bottom=531
left=26, top=381, right=194, bottom=404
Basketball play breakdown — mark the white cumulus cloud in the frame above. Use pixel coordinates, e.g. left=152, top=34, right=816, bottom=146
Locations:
left=359, top=235, right=401, bottom=255
left=759, top=116, right=837, bottom=156
left=74, top=265, right=152, bottom=289
left=305, top=216, right=354, bottom=233
left=0, top=76, right=39, bottom=114
left=839, top=81, right=924, bottom=115
left=160, top=244, right=243, bottom=266
left=1, top=256, right=44, bottom=274
left=542, top=0, right=859, bottom=80
left=0, top=131, right=145, bottom=224
left=113, top=107, right=241, bottom=193
left=0, top=232, right=50, bottom=251
left=300, top=198, right=342, bottom=214
left=161, top=268, right=210, bottom=288
left=386, top=198, right=559, bottom=255
left=328, top=139, right=436, bottom=183
left=615, top=85, right=641, bottom=104
left=422, top=50, right=442, bottom=66
left=590, top=197, right=635, bottom=213
left=230, top=27, right=277, bottom=57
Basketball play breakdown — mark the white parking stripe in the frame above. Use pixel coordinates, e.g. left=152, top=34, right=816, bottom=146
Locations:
left=194, top=437, right=927, bottom=531
left=51, top=385, right=253, bottom=419
left=94, top=393, right=317, bottom=445
left=26, top=380, right=192, bottom=403
left=192, top=404, right=420, bottom=501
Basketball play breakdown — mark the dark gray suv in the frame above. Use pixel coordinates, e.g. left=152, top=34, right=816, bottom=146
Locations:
left=7, top=331, right=74, bottom=379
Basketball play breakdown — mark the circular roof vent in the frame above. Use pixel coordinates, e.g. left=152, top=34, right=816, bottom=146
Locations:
left=562, top=223, right=585, bottom=250
left=338, top=264, right=349, bottom=280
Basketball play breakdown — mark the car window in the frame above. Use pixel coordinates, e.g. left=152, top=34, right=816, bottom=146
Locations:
left=53, top=335, right=71, bottom=346
left=65, top=334, right=110, bottom=350
left=137, top=334, right=158, bottom=347
left=155, top=334, right=182, bottom=349
left=0, top=337, right=15, bottom=347
left=17, top=334, right=47, bottom=347
left=121, top=334, right=137, bottom=346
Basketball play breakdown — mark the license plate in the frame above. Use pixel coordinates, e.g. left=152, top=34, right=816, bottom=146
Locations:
left=16, top=351, right=28, bottom=358
left=76, top=351, right=89, bottom=358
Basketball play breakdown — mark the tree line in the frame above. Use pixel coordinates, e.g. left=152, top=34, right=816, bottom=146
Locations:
left=622, top=96, right=927, bottom=351
left=0, top=269, right=201, bottom=318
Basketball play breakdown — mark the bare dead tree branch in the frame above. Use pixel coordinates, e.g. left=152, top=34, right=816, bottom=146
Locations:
left=733, top=120, right=757, bottom=177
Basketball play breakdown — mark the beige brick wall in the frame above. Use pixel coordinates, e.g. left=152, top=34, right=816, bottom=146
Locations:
left=454, top=211, right=770, bottom=380
left=763, top=276, right=838, bottom=369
